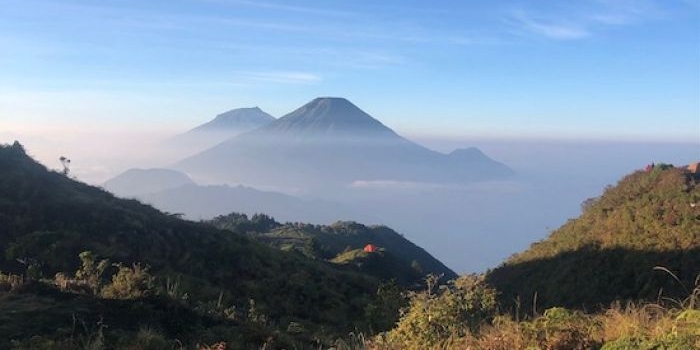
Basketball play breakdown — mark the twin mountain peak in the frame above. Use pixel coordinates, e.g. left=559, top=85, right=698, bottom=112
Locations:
left=192, top=97, right=395, bottom=138
left=173, top=97, right=513, bottom=188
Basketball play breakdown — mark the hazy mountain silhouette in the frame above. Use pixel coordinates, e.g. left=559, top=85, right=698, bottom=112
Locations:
left=257, top=97, right=397, bottom=138
left=165, top=107, right=275, bottom=155
left=175, top=97, right=513, bottom=190
left=102, top=167, right=375, bottom=223
left=137, top=183, right=377, bottom=223
left=102, top=168, right=195, bottom=197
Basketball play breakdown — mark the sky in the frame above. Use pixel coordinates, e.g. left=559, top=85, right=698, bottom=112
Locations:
left=1, top=0, right=699, bottom=142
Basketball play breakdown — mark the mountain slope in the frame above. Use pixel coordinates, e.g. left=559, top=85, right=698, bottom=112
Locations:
left=487, top=165, right=700, bottom=312
left=0, top=141, right=409, bottom=345
left=175, top=97, right=513, bottom=189
left=256, top=97, right=397, bottom=138
left=190, top=107, right=275, bottom=133
left=208, top=214, right=457, bottom=285
left=166, top=107, right=275, bottom=155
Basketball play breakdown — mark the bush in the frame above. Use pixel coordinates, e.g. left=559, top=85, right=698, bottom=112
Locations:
left=384, top=274, right=497, bottom=349
left=0, top=272, right=25, bottom=292
left=101, top=263, right=155, bottom=299
left=522, top=307, right=600, bottom=350
left=75, top=251, right=110, bottom=295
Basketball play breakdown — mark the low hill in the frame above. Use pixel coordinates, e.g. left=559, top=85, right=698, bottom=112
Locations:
left=207, top=214, right=457, bottom=285
left=487, top=164, right=700, bottom=312
left=0, top=141, right=419, bottom=347
left=102, top=168, right=195, bottom=197
left=135, top=183, right=376, bottom=223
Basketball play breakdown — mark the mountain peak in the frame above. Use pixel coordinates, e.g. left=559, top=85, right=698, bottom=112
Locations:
left=198, top=107, right=275, bottom=131
left=259, top=97, right=397, bottom=138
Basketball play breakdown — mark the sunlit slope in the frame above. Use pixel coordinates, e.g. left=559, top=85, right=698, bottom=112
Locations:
left=487, top=165, right=700, bottom=311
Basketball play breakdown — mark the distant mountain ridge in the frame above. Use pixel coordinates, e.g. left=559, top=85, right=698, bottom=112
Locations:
left=175, top=97, right=513, bottom=189
left=102, top=167, right=376, bottom=223
left=189, top=107, right=275, bottom=133
left=102, top=168, right=195, bottom=197
left=165, top=107, right=275, bottom=156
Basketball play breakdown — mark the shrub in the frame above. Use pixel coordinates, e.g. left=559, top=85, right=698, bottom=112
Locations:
left=101, top=263, right=155, bottom=299
left=522, top=307, right=600, bottom=350
left=75, top=251, right=110, bottom=295
left=384, top=274, right=497, bottom=349
left=0, top=272, right=25, bottom=292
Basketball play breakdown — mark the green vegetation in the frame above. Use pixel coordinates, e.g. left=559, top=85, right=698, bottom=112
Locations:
left=488, top=165, right=700, bottom=312
left=371, top=275, right=699, bottom=350
left=207, top=214, right=457, bottom=285
left=370, top=164, right=699, bottom=350
left=0, top=142, right=409, bottom=349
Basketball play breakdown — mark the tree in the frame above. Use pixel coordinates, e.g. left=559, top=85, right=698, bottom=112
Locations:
left=59, top=156, right=71, bottom=175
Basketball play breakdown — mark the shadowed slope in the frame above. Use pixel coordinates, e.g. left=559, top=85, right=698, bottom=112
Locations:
left=487, top=166, right=700, bottom=312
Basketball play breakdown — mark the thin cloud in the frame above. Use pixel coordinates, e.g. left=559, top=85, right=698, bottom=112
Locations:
left=505, top=0, right=681, bottom=41
left=510, top=11, right=590, bottom=40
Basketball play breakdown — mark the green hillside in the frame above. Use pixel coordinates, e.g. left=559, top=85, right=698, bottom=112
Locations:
left=207, top=213, right=457, bottom=285
left=487, top=164, right=700, bottom=312
left=0, top=142, right=412, bottom=348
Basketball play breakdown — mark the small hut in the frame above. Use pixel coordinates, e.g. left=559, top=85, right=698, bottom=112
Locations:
left=363, top=244, right=378, bottom=253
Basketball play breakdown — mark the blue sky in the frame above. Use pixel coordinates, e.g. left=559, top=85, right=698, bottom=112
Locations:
left=1, top=0, right=698, bottom=141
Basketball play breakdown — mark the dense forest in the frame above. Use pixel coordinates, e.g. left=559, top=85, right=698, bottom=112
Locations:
left=0, top=141, right=698, bottom=349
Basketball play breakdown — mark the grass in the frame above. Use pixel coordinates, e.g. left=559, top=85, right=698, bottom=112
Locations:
left=368, top=283, right=700, bottom=350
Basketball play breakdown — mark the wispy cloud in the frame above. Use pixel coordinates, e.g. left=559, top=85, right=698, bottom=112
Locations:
left=507, top=0, right=672, bottom=41
left=510, top=11, right=590, bottom=40
left=233, top=71, right=322, bottom=85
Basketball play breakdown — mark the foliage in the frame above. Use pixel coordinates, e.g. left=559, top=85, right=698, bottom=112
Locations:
left=383, top=274, right=497, bottom=349
left=0, top=143, right=397, bottom=348
left=521, top=307, right=600, bottom=350
left=75, top=251, right=110, bottom=295
left=488, top=166, right=700, bottom=312
left=101, top=263, right=155, bottom=299
left=363, top=281, right=407, bottom=333
left=207, top=214, right=457, bottom=285
left=0, top=272, right=24, bottom=292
